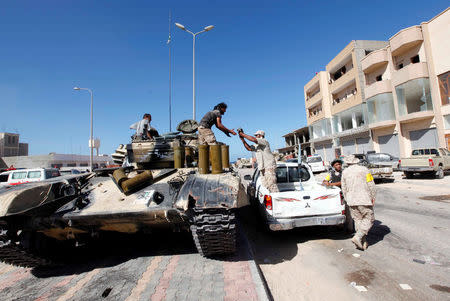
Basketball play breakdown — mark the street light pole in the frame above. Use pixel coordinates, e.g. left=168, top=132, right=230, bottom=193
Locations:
left=175, top=23, right=214, bottom=120
left=73, top=87, right=94, bottom=172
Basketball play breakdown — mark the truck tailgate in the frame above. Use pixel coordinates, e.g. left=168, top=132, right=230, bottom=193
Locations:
left=271, top=186, right=342, bottom=219
left=400, top=156, right=435, bottom=168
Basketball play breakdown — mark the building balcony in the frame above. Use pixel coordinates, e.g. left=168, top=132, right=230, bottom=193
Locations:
left=307, top=110, right=325, bottom=124
left=369, top=120, right=397, bottom=130
left=390, top=25, right=423, bottom=56
left=305, top=91, right=322, bottom=108
left=365, top=80, right=392, bottom=99
left=392, top=62, right=428, bottom=87
left=331, top=93, right=362, bottom=115
left=361, top=48, right=389, bottom=73
left=398, top=110, right=435, bottom=123
left=330, top=67, right=356, bottom=93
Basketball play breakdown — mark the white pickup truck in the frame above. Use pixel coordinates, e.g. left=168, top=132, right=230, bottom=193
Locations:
left=245, top=162, right=351, bottom=231
left=399, top=148, right=450, bottom=179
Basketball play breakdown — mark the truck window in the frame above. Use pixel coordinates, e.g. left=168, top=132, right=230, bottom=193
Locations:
left=430, top=149, right=438, bottom=155
left=27, top=171, right=42, bottom=179
left=307, top=157, right=322, bottom=163
left=12, top=172, right=27, bottom=179
left=412, top=150, right=423, bottom=155
left=288, top=166, right=311, bottom=182
left=0, top=174, right=9, bottom=182
left=276, top=167, right=288, bottom=183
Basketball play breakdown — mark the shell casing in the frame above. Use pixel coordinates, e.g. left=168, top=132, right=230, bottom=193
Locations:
left=121, top=170, right=153, bottom=195
left=210, top=144, right=223, bottom=174
left=185, top=146, right=194, bottom=167
left=174, top=146, right=185, bottom=169
left=221, top=145, right=230, bottom=169
left=198, top=144, right=210, bottom=174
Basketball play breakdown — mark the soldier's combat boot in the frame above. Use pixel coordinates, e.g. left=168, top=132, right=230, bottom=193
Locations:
left=351, top=232, right=364, bottom=250
left=363, top=235, right=368, bottom=250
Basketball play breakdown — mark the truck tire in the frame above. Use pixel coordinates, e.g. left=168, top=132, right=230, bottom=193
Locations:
left=436, top=166, right=444, bottom=179
left=405, top=172, right=414, bottom=179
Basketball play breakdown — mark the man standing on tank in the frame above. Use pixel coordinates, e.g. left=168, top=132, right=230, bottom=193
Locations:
left=198, top=102, right=236, bottom=145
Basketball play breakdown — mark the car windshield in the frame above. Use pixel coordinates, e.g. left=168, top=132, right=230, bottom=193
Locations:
left=306, top=157, right=322, bottom=163
left=276, top=166, right=310, bottom=183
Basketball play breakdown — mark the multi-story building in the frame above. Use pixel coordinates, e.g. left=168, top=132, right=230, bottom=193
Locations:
left=2, top=153, right=112, bottom=170
left=305, top=41, right=388, bottom=163
left=278, top=126, right=311, bottom=158
left=0, top=133, right=29, bottom=157
left=304, top=8, right=450, bottom=161
left=362, top=8, right=449, bottom=157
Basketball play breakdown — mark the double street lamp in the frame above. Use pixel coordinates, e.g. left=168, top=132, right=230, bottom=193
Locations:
left=175, top=23, right=214, bottom=120
left=73, top=87, right=94, bottom=172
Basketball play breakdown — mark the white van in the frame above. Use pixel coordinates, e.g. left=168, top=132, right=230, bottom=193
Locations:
left=306, top=155, right=326, bottom=173
left=0, top=168, right=61, bottom=186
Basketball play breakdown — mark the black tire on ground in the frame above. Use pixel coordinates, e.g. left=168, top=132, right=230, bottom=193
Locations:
left=405, top=172, right=414, bottom=179
left=436, top=166, right=444, bottom=179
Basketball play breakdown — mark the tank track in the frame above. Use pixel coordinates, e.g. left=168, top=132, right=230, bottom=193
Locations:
left=190, top=209, right=236, bottom=257
left=0, top=231, right=51, bottom=268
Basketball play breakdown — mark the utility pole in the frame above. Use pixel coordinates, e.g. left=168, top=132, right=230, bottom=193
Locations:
left=167, top=11, right=173, bottom=131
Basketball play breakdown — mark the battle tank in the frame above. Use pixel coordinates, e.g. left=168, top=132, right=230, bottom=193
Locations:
left=0, top=122, right=248, bottom=267
left=112, top=119, right=199, bottom=169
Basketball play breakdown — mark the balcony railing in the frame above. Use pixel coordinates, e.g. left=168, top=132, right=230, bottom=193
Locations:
left=307, top=110, right=325, bottom=124
left=305, top=91, right=322, bottom=108
left=361, top=48, right=389, bottom=73
left=329, top=68, right=356, bottom=93
left=331, top=93, right=362, bottom=115
left=390, top=25, right=423, bottom=56
left=392, top=62, right=428, bottom=87
left=365, top=80, right=392, bottom=99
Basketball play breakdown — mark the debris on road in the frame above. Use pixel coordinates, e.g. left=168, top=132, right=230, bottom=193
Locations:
left=338, top=248, right=344, bottom=253
left=399, top=284, right=412, bottom=290
left=413, top=259, right=426, bottom=264
left=352, top=253, right=361, bottom=258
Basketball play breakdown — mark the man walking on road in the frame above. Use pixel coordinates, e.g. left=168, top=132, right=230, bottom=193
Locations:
left=198, top=102, right=236, bottom=145
left=238, top=129, right=279, bottom=193
left=341, top=155, right=376, bottom=250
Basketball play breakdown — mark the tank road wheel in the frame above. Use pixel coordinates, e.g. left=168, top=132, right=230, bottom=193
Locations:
left=0, top=228, right=51, bottom=268
left=190, top=209, right=236, bottom=257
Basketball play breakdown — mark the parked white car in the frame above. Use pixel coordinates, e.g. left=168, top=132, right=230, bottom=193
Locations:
left=306, top=155, right=327, bottom=173
left=0, top=168, right=61, bottom=186
left=245, top=162, right=348, bottom=231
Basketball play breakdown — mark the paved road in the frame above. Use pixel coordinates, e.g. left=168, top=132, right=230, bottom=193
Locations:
left=240, top=169, right=450, bottom=300
left=0, top=230, right=269, bottom=301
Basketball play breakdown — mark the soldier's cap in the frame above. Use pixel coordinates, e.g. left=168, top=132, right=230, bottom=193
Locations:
left=331, top=159, right=343, bottom=166
left=343, top=154, right=360, bottom=165
left=254, top=130, right=265, bottom=137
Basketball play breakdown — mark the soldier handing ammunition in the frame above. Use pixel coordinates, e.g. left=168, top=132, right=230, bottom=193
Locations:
left=238, top=128, right=279, bottom=193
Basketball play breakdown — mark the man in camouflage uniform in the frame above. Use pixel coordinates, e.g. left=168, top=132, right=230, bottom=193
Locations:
left=198, top=102, right=236, bottom=145
left=239, top=129, right=279, bottom=193
left=341, top=155, right=376, bottom=250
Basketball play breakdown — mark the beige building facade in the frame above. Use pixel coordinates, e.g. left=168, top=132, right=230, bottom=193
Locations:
left=278, top=127, right=311, bottom=158
left=0, top=133, right=28, bottom=157
left=362, top=8, right=450, bottom=157
left=305, top=8, right=450, bottom=162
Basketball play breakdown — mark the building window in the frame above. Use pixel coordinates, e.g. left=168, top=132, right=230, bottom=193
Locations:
left=410, top=55, right=420, bottom=64
left=444, top=115, right=450, bottom=130
left=438, top=71, right=449, bottom=105
left=395, top=78, right=433, bottom=116
left=376, top=75, right=382, bottom=82
left=366, top=93, right=396, bottom=124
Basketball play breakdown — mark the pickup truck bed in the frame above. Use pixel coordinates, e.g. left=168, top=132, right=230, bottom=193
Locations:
left=399, top=148, right=450, bottom=179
